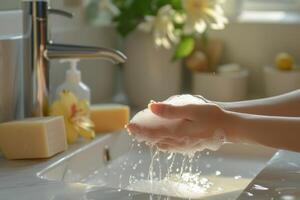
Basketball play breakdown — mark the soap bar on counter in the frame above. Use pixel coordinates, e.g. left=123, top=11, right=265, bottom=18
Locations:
left=90, top=104, right=130, bottom=133
left=0, top=116, right=67, bottom=160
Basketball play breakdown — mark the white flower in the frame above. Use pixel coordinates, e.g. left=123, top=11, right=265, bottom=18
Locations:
left=90, top=0, right=120, bottom=26
left=182, top=0, right=228, bottom=34
left=138, top=5, right=179, bottom=49
left=98, top=0, right=120, bottom=16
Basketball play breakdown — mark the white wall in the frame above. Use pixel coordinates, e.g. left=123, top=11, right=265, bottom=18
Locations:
left=0, top=1, right=19, bottom=11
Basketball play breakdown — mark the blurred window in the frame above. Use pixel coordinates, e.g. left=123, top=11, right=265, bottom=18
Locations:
left=242, top=0, right=300, bottom=12
left=238, top=0, right=300, bottom=23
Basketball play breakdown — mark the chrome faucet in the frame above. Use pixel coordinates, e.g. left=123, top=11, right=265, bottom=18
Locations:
left=22, top=0, right=127, bottom=117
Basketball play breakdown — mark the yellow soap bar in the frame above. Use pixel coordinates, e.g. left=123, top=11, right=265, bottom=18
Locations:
left=0, top=117, right=67, bottom=160
left=90, top=104, right=130, bottom=133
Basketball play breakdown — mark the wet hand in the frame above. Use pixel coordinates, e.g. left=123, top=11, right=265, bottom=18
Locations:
left=127, top=102, right=230, bottom=151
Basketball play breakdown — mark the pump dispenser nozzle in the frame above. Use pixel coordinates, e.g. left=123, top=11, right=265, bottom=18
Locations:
left=55, top=59, right=91, bottom=103
left=60, top=59, right=81, bottom=83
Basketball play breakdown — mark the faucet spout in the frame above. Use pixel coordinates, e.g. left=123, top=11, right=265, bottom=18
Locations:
left=45, top=43, right=127, bottom=64
left=22, top=0, right=127, bottom=118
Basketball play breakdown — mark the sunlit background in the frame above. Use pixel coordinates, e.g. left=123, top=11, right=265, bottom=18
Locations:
left=1, top=0, right=300, bottom=105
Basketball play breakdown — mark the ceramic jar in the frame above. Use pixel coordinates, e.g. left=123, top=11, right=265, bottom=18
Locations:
left=124, top=31, right=182, bottom=109
left=193, top=70, right=249, bottom=102
left=264, top=66, right=300, bottom=97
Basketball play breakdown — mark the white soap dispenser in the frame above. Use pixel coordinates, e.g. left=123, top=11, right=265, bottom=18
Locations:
left=55, top=59, right=91, bottom=103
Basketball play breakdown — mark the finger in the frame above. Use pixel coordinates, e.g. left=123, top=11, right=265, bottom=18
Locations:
left=126, top=123, right=141, bottom=135
left=175, top=119, right=212, bottom=139
left=149, top=103, right=195, bottom=120
left=127, top=123, right=169, bottom=139
left=156, top=143, right=173, bottom=151
left=141, top=126, right=171, bottom=140
left=159, top=138, right=184, bottom=146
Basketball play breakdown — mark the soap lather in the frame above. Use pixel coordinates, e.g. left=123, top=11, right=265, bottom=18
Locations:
left=55, top=59, right=91, bottom=103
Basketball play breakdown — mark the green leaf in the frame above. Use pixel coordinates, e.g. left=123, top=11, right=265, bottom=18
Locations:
left=174, top=36, right=195, bottom=60
left=113, top=0, right=154, bottom=37
left=170, top=0, right=183, bottom=10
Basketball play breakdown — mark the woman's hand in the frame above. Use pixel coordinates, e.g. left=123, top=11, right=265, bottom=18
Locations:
left=127, top=102, right=234, bottom=151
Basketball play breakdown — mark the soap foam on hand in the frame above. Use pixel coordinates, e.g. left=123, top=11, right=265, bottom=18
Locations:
left=129, top=95, right=226, bottom=155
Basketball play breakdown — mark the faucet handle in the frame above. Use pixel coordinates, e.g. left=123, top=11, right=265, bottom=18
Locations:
left=48, top=8, right=73, bottom=18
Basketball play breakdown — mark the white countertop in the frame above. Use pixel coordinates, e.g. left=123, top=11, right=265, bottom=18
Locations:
left=0, top=135, right=134, bottom=200
left=1, top=135, right=300, bottom=200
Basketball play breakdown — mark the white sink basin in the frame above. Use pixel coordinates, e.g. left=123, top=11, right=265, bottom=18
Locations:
left=38, top=132, right=276, bottom=200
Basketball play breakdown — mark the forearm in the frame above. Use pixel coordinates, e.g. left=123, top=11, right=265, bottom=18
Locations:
left=219, top=90, right=300, bottom=117
left=226, top=111, right=300, bottom=152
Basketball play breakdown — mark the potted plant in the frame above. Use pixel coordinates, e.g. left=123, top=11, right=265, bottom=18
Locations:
left=186, top=36, right=249, bottom=102
left=85, top=0, right=228, bottom=108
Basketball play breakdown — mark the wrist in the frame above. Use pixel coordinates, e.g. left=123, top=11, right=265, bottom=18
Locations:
left=222, top=110, right=242, bottom=143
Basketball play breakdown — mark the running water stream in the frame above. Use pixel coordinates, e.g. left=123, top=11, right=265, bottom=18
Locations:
left=81, top=139, right=264, bottom=199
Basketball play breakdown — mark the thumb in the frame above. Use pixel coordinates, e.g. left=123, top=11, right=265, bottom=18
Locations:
left=149, top=103, right=192, bottom=119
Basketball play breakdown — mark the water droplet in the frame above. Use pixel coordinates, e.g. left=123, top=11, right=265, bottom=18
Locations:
left=200, top=178, right=208, bottom=184
left=206, top=151, right=210, bottom=155
left=234, top=175, right=242, bottom=180
left=215, top=171, right=221, bottom=176
left=117, top=188, right=121, bottom=192
left=246, top=192, right=254, bottom=197
left=275, top=187, right=297, bottom=193
left=140, top=173, right=145, bottom=178
left=132, top=164, right=138, bottom=170
left=253, top=184, right=269, bottom=191
left=138, top=160, right=143, bottom=164
left=281, top=195, right=295, bottom=200
left=206, top=164, right=211, bottom=168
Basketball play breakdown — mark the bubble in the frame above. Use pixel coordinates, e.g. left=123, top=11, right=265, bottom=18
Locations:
left=215, top=171, right=221, bottom=176
left=132, top=164, right=138, bottom=170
